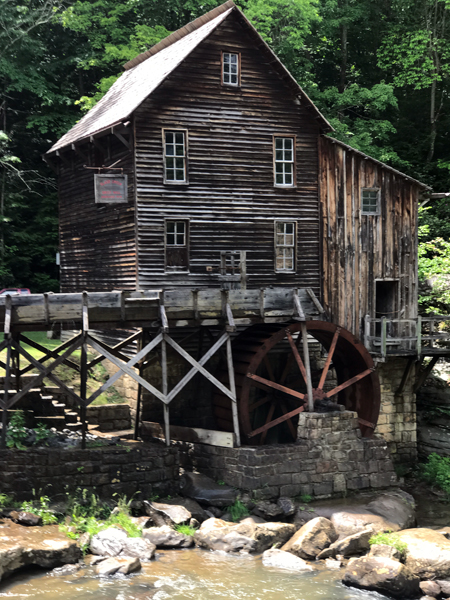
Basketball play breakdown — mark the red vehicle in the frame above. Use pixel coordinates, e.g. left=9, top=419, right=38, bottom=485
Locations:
left=0, top=288, right=31, bottom=296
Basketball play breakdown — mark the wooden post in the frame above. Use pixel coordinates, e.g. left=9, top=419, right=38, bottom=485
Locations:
left=300, top=322, right=314, bottom=412
left=162, top=334, right=169, bottom=446
left=226, top=335, right=240, bottom=447
left=240, top=251, right=247, bottom=290
left=1, top=337, right=11, bottom=448
left=416, top=316, right=422, bottom=356
left=134, top=329, right=144, bottom=440
left=364, top=314, right=370, bottom=349
left=80, top=292, right=89, bottom=449
left=381, top=317, right=387, bottom=359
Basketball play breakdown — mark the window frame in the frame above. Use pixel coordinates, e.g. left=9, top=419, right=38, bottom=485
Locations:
left=274, top=220, right=297, bottom=273
left=273, top=135, right=297, bottom=188
left=164, top=218, right=190, bottom=273
left=361, top=187, right=380, bottom=215
left=162, top=129, right=189, bottom=184
left=221, top=51, right=241, bottom=87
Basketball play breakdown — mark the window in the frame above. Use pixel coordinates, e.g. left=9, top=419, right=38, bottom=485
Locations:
left=164, top=130, right=187, bottom=183
left=362, top=188, right=380, bottom=214
left=275, top=222, right=295, bottom=271
left=165, top=220, right=189, bottom=272
left=222, top=52, right=239, bottom=86
left=274, top=137, right=295, bottom=186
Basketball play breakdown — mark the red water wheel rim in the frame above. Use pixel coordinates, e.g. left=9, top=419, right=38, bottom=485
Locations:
left=239, top=321, right=380, bottom=443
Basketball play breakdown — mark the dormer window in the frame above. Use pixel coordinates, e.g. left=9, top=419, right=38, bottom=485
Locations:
left=222, top=52, right=240, bottom=86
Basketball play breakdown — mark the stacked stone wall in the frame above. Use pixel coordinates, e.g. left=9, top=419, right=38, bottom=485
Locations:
left=86, top=403, right=131, bottom=432
left=186, top=411, right=397, bottom=500
left=376, top=358, right=417, bottom=465
left=0, top=443, right=179, bottom=501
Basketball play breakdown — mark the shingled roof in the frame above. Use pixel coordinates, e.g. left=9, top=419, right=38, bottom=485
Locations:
left=48, top=1, right=332, bottom=154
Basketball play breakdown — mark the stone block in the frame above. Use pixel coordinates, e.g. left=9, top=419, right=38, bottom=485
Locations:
left=313, top=482, right=333, bottom=496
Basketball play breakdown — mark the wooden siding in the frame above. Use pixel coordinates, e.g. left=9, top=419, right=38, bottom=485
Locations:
left=134, top=12, right=322, bottom=294
left=319, top=136, right=421, bottom=338
left=58, top=136, right=136, bottom=292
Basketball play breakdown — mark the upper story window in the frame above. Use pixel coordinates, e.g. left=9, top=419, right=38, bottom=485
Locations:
left=165, top=219, right=189, bottom=272
left=275, top=221, right=296, bottom=272
left=222, top=52, right=240, bottom=86
left=274, top=137, right=295, bottom=187
left=164, top=130, right=187, bottom=183
left=362, top=188, right=380, bottom=214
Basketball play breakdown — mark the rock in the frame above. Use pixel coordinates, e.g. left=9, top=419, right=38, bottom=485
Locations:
left=282, top=517, right=337, bottom=560
left=143, top=501, right=191, bottom=527
left=317, top=528, right=373, bottom=559
left=437, top=527, right=450, bottom=540
left=95, top=556, right=141, bottom=576
left=420, top=581, right=441, bottom=598
left=194, top=518, right=294, bottom=554
left=239, top=516, right=266, bottom=525
left=50, top=563, right=82, bottom=576
left=277, top=497, right=295, bottom=517
left=262, top=549, right=313, bottom=571
left=252, top=501, right=284, bottom=520
left=366, top=491, right=415, bottom=530
left=9, top=511, right=42, bottom=527
left=343, top=556, right=420, bottom=598
left=164, top=497, right=209, bottom=523
left=369, top=543, right=401, bottom=561
left=90, top=528, right=128, bottom=557
left=325, top=558, right=342, bottom=570
left=180, top=472, right=237, bottom=507
left=0, top=522, right=81, bottom=581
left=397, top=528, right=450, bottom=579
left=131, top=516, right=152, bottom=530
left=142, top=525, right=194, bottom=548
left=78, top=532, right=90, bottom=549
left=121, top=537, right=156, bottom=560
left=330, top=507, right=399, bottom=538
left=437, top=580, right=450, bottom=596
left=190, top=518, right=199, bottom=528
left=207, top=507, right=223, bottom=518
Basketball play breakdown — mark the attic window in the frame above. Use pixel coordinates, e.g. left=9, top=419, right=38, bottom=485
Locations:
left=222, top=52, right=240, bottom=86
left=164, top=130, right=187, bottom=183
left=274, top=137, right=296, bottom=187
left=362, top=188, right=380, bottom=214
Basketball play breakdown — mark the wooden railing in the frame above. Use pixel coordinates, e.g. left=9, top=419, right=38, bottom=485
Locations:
left=364, top=315, right=450, bottom=357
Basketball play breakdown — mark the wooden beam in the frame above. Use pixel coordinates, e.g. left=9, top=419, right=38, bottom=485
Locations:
left=324, top=368, right=374, bottom=399
left=88, top=330, right=141, bottom=369
left=161, top=335, right=169, bottom=446
left=112, top=127, right=131, bottom=151
left=396, top=357, right=416, bottom=395
left=300, top=322, right=314, bottom=411
left=142, top=422, right=234, bottom=448
left=248, top=404, right=305, bottom=438
left=227, top=335, right=240, bottom=447
left=247, top=372, right=305, bottom=401
left=0, top=339, right=11, bottom=447
left=318, top=327, right=340, bottom=390
left=19, top=334, right=79, bottom=372
left=306, top=288, right=325, bottom=314
left=71, top=143, right=88, bottom=162
left=293, top=292, right=305, bottom=321
left=414, top=356, right=439, bottom=392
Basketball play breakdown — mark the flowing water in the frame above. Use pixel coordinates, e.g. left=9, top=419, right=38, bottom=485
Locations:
left=0, top=548, right=384, bottom=600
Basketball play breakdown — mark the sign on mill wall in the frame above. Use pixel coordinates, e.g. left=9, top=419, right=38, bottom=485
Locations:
left=94, top=174, right=128, bottom=203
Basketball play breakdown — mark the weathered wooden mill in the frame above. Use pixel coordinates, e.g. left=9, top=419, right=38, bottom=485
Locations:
left=2, top=0, right=449, bottom=498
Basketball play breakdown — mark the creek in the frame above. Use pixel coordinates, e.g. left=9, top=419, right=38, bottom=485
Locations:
left=0, top=547, right=381, bottom=600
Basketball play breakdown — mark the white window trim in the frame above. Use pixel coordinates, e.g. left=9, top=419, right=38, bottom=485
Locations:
left=222, top=51, right=240, bottom=87
left=361, top=187, right=380, bottom=215
left=163, top=129, right=188, bottom=184
left=273, top=136, right=296, bottom=188
left=164, top=218, right=190, bottom=273
left=274, top=220, right=297, bottom=272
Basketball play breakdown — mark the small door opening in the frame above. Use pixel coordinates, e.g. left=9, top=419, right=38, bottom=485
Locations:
left=375, top=280, right=398, bottom=318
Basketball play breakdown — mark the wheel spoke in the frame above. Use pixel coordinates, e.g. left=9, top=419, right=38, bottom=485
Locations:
left=246, top=372, right=305, bottom=401
left=249, top=394, right=271, bottom=412
left=286, top=330, right=308, bottom=381
left=260, top=402, right=276, bottom=444
left=248, top=404, right=305, bottom=438
left=279, top=332, right=302, bottom=385
left=280, top=400, right=297, bottom=440
left=318, top=327, right=340, bottom=390
left=324, top=368, right=373, bottom=399
left=263, top=355, right=276, bottom=382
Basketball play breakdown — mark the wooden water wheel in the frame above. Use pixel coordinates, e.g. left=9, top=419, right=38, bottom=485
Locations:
left=213, top=321, right=380, bottom=444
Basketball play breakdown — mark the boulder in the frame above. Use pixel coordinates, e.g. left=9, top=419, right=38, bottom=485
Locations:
left=9, top=511, right=42, bottom=527
left=343, top=556, right=421, bottom=598
left=317, top=528, right=373, bottom=559
left=164, top=497, right=209, bottom=523
left=142, top=525, right=194, bottom=548
left=330, top=507, right=399, bottom=538
left=437, top=527, right=450, bottom=539
left=130, top=516, right=152, bottom=530
left=262, top=549, right=313, bottom=571
left=437, top=580, right=450, bottom=596
left=90, top=528, right=128, bottom=557
left=180, top=472, right=237, bottom=507
left=0, top=523, right=81, bottom=581
left=50, top=563, right=82, bottom=576
left=369, top=543, right=402, bottom=561
left=282, top=517, right=337, bottom=560
left=95, top=556, right=141, bottom=576
left=252, top=501, right=284, bottom=520
left=143, top=501, right=191, bottom=527
left=194, top=518, right=294, bottom=554
left=277, top=497, right=296, bottom=517
left=419, top=581, right=441, bottom=598
left=366, top=491, right=415, bottom=530
left=121, top=537, right=156, bottom=560
left=397, top=528, right=450, bottom=579
left=325, top=558, right=342, bottom=570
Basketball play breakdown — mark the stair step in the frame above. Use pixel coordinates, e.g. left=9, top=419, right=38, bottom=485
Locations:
left=35, top=416, right=66, bottom=430
left=65, top=422, right=82, bottom=431
left=64, top=411, right=79, bottom=424
left=52, top=402, right=66, bottom=415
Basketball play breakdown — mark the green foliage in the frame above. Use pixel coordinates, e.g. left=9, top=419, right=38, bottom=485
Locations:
left=108, top=511, right=142, bottom=537
left=6, top=410, right=28, bottom=449
left=228, top=500, right=250, bottom=522
left=299, top=494, right=312, bottom=504
left=420, top=453, right=450, bottom=496
left=369, top=531, right=408, bottom=555
left=20, top=495, right=58, bottom=525
left=0, top=493, right=14, bottom=508
left=174, top=524, right=197, bottom=536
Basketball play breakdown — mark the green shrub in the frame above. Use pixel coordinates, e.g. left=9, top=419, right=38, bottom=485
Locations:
left=20, top=495, right=58, bottom=525
left=0, top=493, right=14, bottom=508
left=6, top=410, right=28, bottom=449
left=369, top=532, right=408, bottom=556
left=420, top=453, right=450, bottom=496
left=174, top=524, right=197, bottom=536
left=228, top=500, right=250, bottom=522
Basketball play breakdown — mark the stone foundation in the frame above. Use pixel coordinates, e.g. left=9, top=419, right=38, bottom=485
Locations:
left=86, top=403, right=132, bottom=432
left=0, top=443, right=179, bottom=501
left=186, top=411, right=397, bottom=500
left=376, top=358, right=417, bottom=465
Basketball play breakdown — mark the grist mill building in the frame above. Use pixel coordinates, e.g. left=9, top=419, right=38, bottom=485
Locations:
left=41, top=0, right=450, bottom=497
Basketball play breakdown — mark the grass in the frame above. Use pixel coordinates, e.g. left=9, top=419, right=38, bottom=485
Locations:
left=0, top=331, right=125, bottom=406
left=228, top=500, right=250, bottom=522
left=174, top=524, right=197, bottom=536
left=369, top=531, right=408, bottom=556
